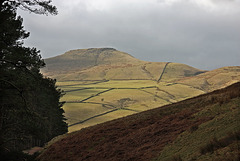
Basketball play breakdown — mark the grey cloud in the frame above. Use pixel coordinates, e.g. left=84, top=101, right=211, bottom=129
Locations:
left=211, top=0, right=236, bottom=3
left=18, top=0, right=240, bottom=70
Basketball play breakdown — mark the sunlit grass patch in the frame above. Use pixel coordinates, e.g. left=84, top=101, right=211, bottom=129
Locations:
left=56, top=80, right=101, bottom=86
left=87, top=88, right=155, bottom=105
left=157, top=83, right=205, bottom=101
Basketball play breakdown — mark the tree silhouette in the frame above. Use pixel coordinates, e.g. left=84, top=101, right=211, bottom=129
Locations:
left=0, top=1, right=67, bottom=159
left=0, top=0, right=57, bottom=15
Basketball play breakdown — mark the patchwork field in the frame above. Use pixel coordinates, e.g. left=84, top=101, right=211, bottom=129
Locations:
left=57, top=80, right=205, bottom=132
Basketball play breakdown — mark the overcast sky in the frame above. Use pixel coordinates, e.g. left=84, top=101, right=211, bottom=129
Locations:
left=18, top=0, right=240, bottom=70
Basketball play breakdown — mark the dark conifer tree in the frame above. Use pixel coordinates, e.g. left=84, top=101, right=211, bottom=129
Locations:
left=0, top=0, right=67, bottom=158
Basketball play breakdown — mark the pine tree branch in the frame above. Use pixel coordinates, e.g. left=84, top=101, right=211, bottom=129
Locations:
left=0, top=58, right=40, bottom=79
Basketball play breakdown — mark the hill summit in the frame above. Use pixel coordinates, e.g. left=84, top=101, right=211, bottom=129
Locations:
left=42, top=48, right=142, bottom=72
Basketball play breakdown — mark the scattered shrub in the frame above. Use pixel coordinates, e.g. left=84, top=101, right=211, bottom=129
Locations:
left=200, top=131, right=240, bottom=155
left=200, top=137, right=216, bottom=154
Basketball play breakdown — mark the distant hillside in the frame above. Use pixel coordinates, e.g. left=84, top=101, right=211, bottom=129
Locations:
left=176, top=66, right=240, bottom=92
left=38, top=82, right=240, bottom=161
left=41, top=48, right=204, bottom=81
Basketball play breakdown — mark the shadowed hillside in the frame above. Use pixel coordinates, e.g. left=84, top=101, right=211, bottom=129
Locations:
left=38, top=82, right=240, bottom=161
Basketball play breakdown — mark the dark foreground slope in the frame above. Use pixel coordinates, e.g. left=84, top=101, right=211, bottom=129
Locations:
left=38, top=82, right=240, bottom=161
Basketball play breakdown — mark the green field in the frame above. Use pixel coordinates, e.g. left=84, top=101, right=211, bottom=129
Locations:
left=57, top=80, right=205, bottom=132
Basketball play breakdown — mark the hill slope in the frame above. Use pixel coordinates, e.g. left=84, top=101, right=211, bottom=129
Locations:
left=42, top=48, right=142, bottom=72
left=175, top=66, right=240, bottom=92
left=41, top=48, right=204, bottom=81
left=38, top=82, right=240, bottom=161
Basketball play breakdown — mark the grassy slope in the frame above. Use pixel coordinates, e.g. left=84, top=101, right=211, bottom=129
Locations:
left=38, top=82, right=240, bottom=161
left=41, top=48, right=205, bottom=81
left=155, top=98, right=240, bottom=161
left=48, top=62, right=203, bottom=81
left=160, top=62, right=204, bottom=82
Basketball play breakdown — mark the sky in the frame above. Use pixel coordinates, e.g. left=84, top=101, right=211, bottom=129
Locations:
left=18, top=0, right=240, bottom=70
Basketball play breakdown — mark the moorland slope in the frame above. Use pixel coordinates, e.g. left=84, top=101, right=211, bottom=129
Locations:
left=38, top=82, right=240, bottom=161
